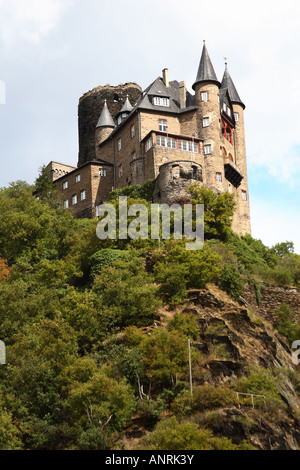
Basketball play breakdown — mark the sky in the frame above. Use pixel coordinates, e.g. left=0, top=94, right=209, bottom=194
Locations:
left=0, top=0, right=299, bottom=253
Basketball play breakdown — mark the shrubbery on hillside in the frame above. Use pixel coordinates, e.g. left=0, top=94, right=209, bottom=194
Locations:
left=0, top=179, right=298, bottom=450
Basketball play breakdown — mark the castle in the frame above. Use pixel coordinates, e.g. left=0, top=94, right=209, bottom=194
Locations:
left=46, top=42, right=251, bottom=235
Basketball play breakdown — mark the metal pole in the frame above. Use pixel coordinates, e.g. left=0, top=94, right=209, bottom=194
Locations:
left=188, top=338, right=193, bottom=395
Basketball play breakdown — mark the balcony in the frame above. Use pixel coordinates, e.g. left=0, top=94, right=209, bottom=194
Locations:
left=224, top=156, right=243, bottom=188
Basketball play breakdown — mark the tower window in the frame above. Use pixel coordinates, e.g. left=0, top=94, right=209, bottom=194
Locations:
left=203, top=117, right=210, bottom=127
left=159, top=119, right=167, bottom=132
left=234, top=112, right=239, bottom=122
left=204, top=144, right=212, bottom=155
left=216, top=172, right=222, bottom=182
left=242, top=190, right=247, bottom=201
left=201, top=91, right=208, bottom=102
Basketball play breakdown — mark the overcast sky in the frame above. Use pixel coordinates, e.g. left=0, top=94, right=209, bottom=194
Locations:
left=0, top=0, right=299, bottom=253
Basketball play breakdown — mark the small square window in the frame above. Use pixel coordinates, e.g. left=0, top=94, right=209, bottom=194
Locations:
left=204, top=144, right=211, bottom=155
left=75, top=174, right=80, bottom=183
left=203, top=117, right=210, bottom=127
left=72, top=194, right=77, bottom=205
left=63, top=181, right=68, bottom=190
left=80, top=190, right=86, bottom=201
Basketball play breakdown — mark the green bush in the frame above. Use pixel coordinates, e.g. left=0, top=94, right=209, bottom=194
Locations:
left=171, top=385, right=237, bottom=415
left=89, top=249, right=125, bottom=276
left=139, top=416, right=254, bottom=450
left=219, top=263, right=244, bottom=300
left=275, top=302, right=300, bottom=344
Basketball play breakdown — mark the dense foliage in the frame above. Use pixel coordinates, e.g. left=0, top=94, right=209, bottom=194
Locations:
left=0, top=178, right=298, bottom=450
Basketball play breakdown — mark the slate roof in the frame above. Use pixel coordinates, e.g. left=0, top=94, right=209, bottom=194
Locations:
left=96, top=100, right=115, bottom=128
left=192, top=43, right=221, bottom=90
left=221, top=65, right=245, bottom=109
left=117, top=95, right=133, bottom=115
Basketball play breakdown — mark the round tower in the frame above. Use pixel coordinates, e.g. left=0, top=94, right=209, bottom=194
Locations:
left=95, top=100, right=115, bottom=148
left=221, top=65, right=251, bottom=235
left=192, top=42, right=222, bottom=189
left=78, top=83, right=142, bottom=167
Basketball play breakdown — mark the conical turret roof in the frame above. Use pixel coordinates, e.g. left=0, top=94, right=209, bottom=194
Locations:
left=96, top=100, right=115, bottom=128
left=221, top=65, right=245, bottom=109
left=119, top=95, right=133, bottom=114
left=192, top=42, right=221, bottom=90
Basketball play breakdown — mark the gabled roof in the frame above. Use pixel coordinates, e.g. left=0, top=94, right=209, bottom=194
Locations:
left=134, top=77, right=195, bottom=114
left=96, top=100, right=115, bottom=128
left=192, top=42, right=221, bottom=90
left=221, top=65, right=245, bottom=109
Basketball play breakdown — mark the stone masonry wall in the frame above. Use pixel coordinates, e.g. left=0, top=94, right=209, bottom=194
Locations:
left=78, top=83, right=142, bottom=166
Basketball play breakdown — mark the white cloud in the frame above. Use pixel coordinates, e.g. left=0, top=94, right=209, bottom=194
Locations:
left=0, top=0, right=73, bottom=47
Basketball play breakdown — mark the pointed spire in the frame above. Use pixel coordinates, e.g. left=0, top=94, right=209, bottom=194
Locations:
left=221, top=64, right=245, bottom=109
left=119, top=95, right=133, bottom=114
left=96, top=100, right=115, bottom=128
left=192, top=41, right=221, bottom=90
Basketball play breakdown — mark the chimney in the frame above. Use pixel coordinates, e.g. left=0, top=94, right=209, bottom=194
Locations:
left=162, top=68, right=169, bottom=87
left=179, top=81, right=186, bottom=108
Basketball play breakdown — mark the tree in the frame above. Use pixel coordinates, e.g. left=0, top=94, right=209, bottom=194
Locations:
left=187, top=183, right=236, bottom=240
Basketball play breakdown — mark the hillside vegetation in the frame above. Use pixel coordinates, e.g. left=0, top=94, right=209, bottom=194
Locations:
left=0, top=178, right=299, bottom=450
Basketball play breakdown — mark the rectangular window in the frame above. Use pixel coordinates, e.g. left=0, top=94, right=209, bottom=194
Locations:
left=99, top=169, right=107, bottom=177
left=75, top=174, right=80, bottom=183
left=203, top=117, right=210, bottom=127
left=223, top=103, right=227, bottom=112
left=157, top=135, right=176, bottom=149
left=132, top=151, right=136, bottom=160
left=72, top=194, right=77, bottom=205
left=131, top=125, right=135, bottom=138
left=118, top=138, right=121, bottom=151
left=234, top=112, right=239, bottom=122
left=62, top=181, right=68, bottom=190
left=227, top=107, right=231, bottom=117
left=153, top=96, right=169, bottom=106
left=159, top=119, right=167, bottom=132
left=201, top=91, right=208, bottom=102
left=80, top=190, right=86, bottom=201
left=63, top=199, right=69, bottom=209
left=242, top=190, right=247, bottom=201
left=119, top=164, right=123, bottom=178
left=204, top=144, right=212, bottom=155
left=145, top=137, right=153, bottom=152
left=216, top=172, right=222, bottom=182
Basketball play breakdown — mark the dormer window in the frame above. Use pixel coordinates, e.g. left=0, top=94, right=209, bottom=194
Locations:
left=153, top=96, right=170, bottom=107
left=117, top=113, right=128, bottom=125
